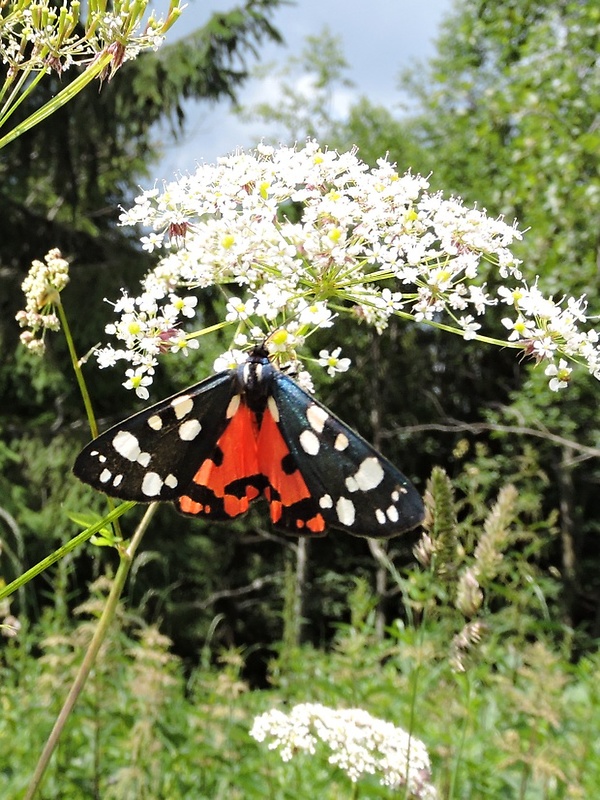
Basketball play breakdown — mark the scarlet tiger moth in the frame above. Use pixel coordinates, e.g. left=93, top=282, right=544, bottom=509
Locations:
left=74, top=347, right=424, bottom=537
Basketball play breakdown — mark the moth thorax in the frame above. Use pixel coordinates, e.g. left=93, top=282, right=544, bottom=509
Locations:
left=235, top=357, right=272, bottom=412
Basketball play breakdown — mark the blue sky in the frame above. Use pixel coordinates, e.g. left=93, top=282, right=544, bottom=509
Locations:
left=155, top=0, right=453, bottom=176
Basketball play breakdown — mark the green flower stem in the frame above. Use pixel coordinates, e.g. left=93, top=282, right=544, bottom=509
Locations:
left=448, top=674, right=472, bottom=799
left=0, top=502, right=136, bottom=602
left=24, top=502, right=159, bottom=800
left=186, top=319, right=232, bottom=340
left=0, top=66, right=45, bottom=127
left=57, top=299, right=99, bottom=438
left=59, top=297, right=125, bottom=541
left=392, top=309, right=523, bottom=349
left=0, top=50, right=112, bottom=150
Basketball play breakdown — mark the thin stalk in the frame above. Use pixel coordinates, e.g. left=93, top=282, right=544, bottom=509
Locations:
left=186, top=319, right=232, bottom=341
left=57, top=300, right=98, bottom=438
left=0, top=65, right=43, bottom=125
left=59, top=298, right=123, bottom=542
left=403, top=643, right=422, bottom=800
left=0, top=51, right=112, bottom=150
left=24, top=502, right=159, bottom=800
left=0, top=502, right=136, bottom=602
left=392, top=309, right=522, bottom=349
left=448, top=674, right=471, bottom=798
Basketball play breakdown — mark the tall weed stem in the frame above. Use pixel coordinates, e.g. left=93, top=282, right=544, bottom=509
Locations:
left=24, top=503, right=158, bottom=800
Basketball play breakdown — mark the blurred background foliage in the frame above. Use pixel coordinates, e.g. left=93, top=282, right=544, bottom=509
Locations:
left=1, top=0, right=599, bottom=794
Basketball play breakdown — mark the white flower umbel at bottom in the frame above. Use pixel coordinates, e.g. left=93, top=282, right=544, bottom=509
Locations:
left=250, top=702, right=437, bottom=799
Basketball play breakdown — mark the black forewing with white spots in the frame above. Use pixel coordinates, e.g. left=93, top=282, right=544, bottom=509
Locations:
left=270, top=373, right=425, bottom=538
left=73, top=372, right=234, bottom=502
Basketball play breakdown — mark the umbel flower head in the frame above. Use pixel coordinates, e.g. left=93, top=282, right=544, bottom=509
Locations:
left=92, top=140, right=599, bottom=396
left=250, top=702, right=437, bottom=798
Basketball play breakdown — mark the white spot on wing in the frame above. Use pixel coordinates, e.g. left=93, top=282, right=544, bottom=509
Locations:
left=334, top=433, right=349, bottom=451
left=226, top=394, right=241, bottom=418
left=113, top=474, right=123, bottom=487
left=113, top=431, right=141, bottom=462
left=336, top=497, right=355, bottom=527
left=391, top=490, right=400, bottom=501
left=165, top=474, right=178, bottom=489
left=306, top=404, right=328, bottom=433
left=299, top=429, right=320, bottom=455
left=99, top=469, right=112, bottom=484
left=319, top=494, right=333, bottom=509
left=179, top=419, right=202, bottom=441
left=171, top=395, right=193, bottom=419
left=147, top=415, right=162, bottom=431
left=353, top=457, right=384, bottom=491
left=141, top=472, right=163, bottom=497
left=267, top=396, right=280, bottom=422
left=375, top=508, right=386, bottom=524
left=137, top=452, right=151, bottom=468
left=98, top=455, right=107, bottom=463
left=345, top=476, right=359, bottom=493
left=386, top=505, right=399, bottom=523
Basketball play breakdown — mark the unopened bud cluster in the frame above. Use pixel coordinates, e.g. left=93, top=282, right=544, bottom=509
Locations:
left=16, top=248, right=69, bottom=355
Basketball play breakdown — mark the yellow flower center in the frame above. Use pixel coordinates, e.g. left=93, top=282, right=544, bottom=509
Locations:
left=271, top=329, right=289, bottom=346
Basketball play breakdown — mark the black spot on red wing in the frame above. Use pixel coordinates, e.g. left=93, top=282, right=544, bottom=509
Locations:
left=223, top=475, right=268, bottom=499
left=281, top=453, right=297, bottom=475
left=211, top=446, right=224, bottom=467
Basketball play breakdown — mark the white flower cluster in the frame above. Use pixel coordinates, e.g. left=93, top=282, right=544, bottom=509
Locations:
left=250, top=702, right=437, bottom=799
left=98, top=290, right=200, bottom=399
left=96, top=140, right=598, bottom=394
left=499, top=283, right=597, bottom=391
left=0, top=0, right=178, bottom=76
left=16, top=248, right=70, bottom=355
